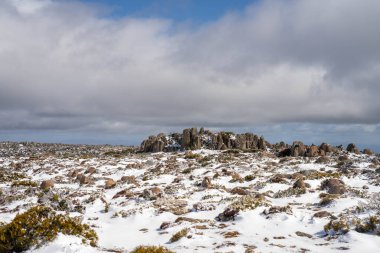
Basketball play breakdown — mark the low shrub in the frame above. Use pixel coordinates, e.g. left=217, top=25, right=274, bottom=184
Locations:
left=131, top=245, right=174, bottom=253
left=0, top=205, right=97, bottom=252
left=273, top=187, right=306, bottom=198
left=324, top=218, right=349, bottom=235
left=11, top=180, right=38, bottom=188
left=170, top=228, right=189, bottom=243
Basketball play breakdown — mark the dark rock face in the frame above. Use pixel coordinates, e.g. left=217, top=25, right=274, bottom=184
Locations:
left=139, top=128, right=268, bottom=152
left=347, top=143, right=360, bottom=154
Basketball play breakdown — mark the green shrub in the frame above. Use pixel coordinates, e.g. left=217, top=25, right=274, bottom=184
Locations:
left=0, top=206, right=97, bottom=252
left=131, top=245, right=175, bottom=253
left=244, top=175, right=255, bottom=181
left=170, top=228, right=189, bottom=243
left=11, top=180, right=38, bottom=188
left=184, top=152, right=201, bottom=160
left=273, top=187, right=306, bottom=198
left=324, top=218, right=349, bottom=235
left=228, top=194, right=268, bottom=211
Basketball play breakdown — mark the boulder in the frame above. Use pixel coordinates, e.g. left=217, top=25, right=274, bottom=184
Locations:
left=291, top=141, right=306, bottom=157
left=85, top=167, right=96, bottom=174
left=307, top=145, right=320, bottom=157
left=40, top=180, right=54, bottom=190
left=216, top=208, right=239, bottom=221
left=143, top=187, right=163, bottom=200
left=320, top=143, right=333, bottom=153
left=293, top=178, right=309, bottom=189
left=201, top=177, right=212, bottom=188
left=105, top=179, right=116, bottom=189
left=230, top=187, right=249, bottom=195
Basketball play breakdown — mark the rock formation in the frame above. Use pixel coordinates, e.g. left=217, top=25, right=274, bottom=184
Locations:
left=139, top=127, right=268, bottom=152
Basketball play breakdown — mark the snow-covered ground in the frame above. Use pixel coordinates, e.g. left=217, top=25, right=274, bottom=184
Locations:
left=1, top=145, right=380, bottom=252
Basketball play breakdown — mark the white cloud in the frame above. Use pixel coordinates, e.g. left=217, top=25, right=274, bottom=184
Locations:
left=0, top=0, right=379, bottom=139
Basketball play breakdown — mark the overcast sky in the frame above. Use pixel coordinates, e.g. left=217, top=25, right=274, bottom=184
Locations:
left=0, top=0, right=379, bottom=150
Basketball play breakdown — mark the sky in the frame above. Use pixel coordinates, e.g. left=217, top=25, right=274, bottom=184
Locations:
left=0, top=0, right=380, bottom=151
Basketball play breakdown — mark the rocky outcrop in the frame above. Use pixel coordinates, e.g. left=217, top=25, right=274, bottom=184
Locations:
left=279, top=141, right=340, bottom=158
left=139, top=128, right=268, bottom=152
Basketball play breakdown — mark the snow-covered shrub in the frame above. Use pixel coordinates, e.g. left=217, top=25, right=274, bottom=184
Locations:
left=0, top=205, right=97, bottom=252
left=169, top=228, right=190, bottom=243
left=324, top=218, right=350, bottom=235
left=131, top=245, right=174, bottom=253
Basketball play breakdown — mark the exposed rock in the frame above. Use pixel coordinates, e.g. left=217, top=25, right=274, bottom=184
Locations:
left=319, top=143, right=337, bottom=153
left=321, top=178, right=346, bottom=194
left=105, top=179, right=116, bottom=189
left=313, top=211, right=332, bottom=218
left=121, top=175, right=139, bottom=186
left=230, top=187, right=249, bottom=195
left=40, top=180, right=54, bottom=190
left=295, top=231, right=313, bottom=238
left=216, top=208, right=239, bottom=221
left=339, top=155, right=349, bottom=161
left=85, top=167, right=96, bottom=174
left=143, top=187, right=163, bottom=200
left=140, top=128, right=268, bottom=152
left=316, top=156, right=330, bottom=164
left=154, top=198, right=188, bottom=215
left=291, top=141, right=307, bottom=157
left=306, top=145, right=320, bottom=157
left=77, top=174, right=91, bottom=185
left=263, top=205, right=292, bottom=215
left=201, top=177, right=212, bottom=188
left=347, top=143, right=360, bottom=154
left=293, top=178, right=310, bottom=189
left=112, top=189, right=134, bottom=199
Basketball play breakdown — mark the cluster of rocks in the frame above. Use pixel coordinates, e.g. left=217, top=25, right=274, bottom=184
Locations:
left=140, top=127, right=268, bottom=152
left=278, top=141, right=337, bottom=157
left=278, top=141, right=374, bottom=158
left=140, top=128, right=376, bottom=157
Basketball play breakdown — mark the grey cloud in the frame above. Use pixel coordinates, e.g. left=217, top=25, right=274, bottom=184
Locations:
left=0, top=0, right=379, bottom=142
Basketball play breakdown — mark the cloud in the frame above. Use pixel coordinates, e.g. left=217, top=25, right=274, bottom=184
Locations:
left=0, top=0, right=379, bottom=143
